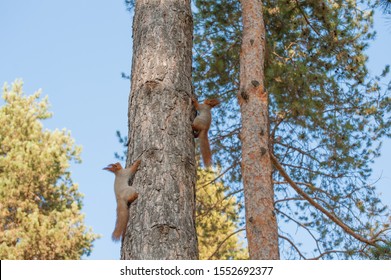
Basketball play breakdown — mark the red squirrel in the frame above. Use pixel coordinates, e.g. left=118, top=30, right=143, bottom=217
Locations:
left=103, top=160, right=141, bottom=241
left=191, top=97, right=220, bottom=167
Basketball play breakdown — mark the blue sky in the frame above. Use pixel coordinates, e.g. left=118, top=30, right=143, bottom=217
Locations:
left=0, top=1, right=390, bottom=260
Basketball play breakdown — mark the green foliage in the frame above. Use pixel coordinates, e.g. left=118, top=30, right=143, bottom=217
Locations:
left=0, top=80, right=98, bottom=259
left=196, top=168, right=247, bottom=260
left=367, top=241, right=391, bottom=259
left=193, top=0, right=391, bottom=259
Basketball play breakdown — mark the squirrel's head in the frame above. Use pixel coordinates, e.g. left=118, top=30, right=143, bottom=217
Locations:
left=204, top=98, right=220, bottom=108
left=103, top=162, right=123, bottom=173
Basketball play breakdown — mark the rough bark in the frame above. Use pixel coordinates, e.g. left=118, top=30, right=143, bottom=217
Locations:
left=239, top=0, right=280, bottom=259
left=123, top=0, right=198, bottom=259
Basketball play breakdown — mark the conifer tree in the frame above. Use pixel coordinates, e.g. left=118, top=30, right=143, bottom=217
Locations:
left=196, top=168, right=247, bottom=260
left=0, top=80, right=98, bottom=259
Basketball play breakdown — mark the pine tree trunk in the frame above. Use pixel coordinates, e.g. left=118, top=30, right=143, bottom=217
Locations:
left=123, top=0, right=198, bottom=259
left=239, top=0, right=280, bottom=259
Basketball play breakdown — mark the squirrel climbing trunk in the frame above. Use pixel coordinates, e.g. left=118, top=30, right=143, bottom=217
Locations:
left=103, top=160, right=141, bottom=242
left=191, top=97, right=220, bottom=167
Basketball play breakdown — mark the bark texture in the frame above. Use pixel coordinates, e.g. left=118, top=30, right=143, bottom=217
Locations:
left=123, top=0, right=198, bottom=259
left=239, top=0, right=280, bottom=259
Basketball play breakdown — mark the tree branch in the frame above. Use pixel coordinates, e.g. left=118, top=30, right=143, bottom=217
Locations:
left=294, top=0, right=321, bottom=37
left=270, top=152, right=379, bottom=246
left=278, top=234, right=306, bottom=259
left=276, top=208, right=323, bottom=254
left=197, top=163, right=236, bottom=190
left=308, top=250, right=351, bottom=260
left=196, top=187, right=243, bottom=219
left=207, top=228, right=246, bottom=260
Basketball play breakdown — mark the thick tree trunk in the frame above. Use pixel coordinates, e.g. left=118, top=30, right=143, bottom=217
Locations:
left=239, top=0, right=279, bottom=259
left=123, top=0, right=198, bottom=259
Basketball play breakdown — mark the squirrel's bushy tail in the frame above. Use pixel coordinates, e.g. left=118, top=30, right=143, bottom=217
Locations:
left=199, top=130, right=212, bottom=167
left=112, top=200, right=128, bottom=241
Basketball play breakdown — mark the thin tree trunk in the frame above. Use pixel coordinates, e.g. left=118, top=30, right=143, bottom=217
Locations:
left=123, top=0, right=198, bottom=259
left=238, top=0, right=279, bottom=259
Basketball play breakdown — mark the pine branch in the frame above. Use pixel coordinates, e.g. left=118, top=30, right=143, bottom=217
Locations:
left=276, top=208, right=323, bottom=254
left=278, top=234, right=306, bottom=259
left=308, top=250, right=352, bottom=260
left=207, top=228, right=246, bottom=260
left=270, top=152, right=381, bottom=246
left=197, top=163, right=237, bottom=190
left=196, top=187, right=243, bottom=219
left=294, top=0, right=321, bottom=37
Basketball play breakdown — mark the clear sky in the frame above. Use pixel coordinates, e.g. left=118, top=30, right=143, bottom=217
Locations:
left=0, top=1, right=390, bottom=260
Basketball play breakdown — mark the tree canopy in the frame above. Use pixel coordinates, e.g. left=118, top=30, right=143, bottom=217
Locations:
left=196, top=168, right=247, bottom=260
left=0, top=80, right=98, bottom=259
